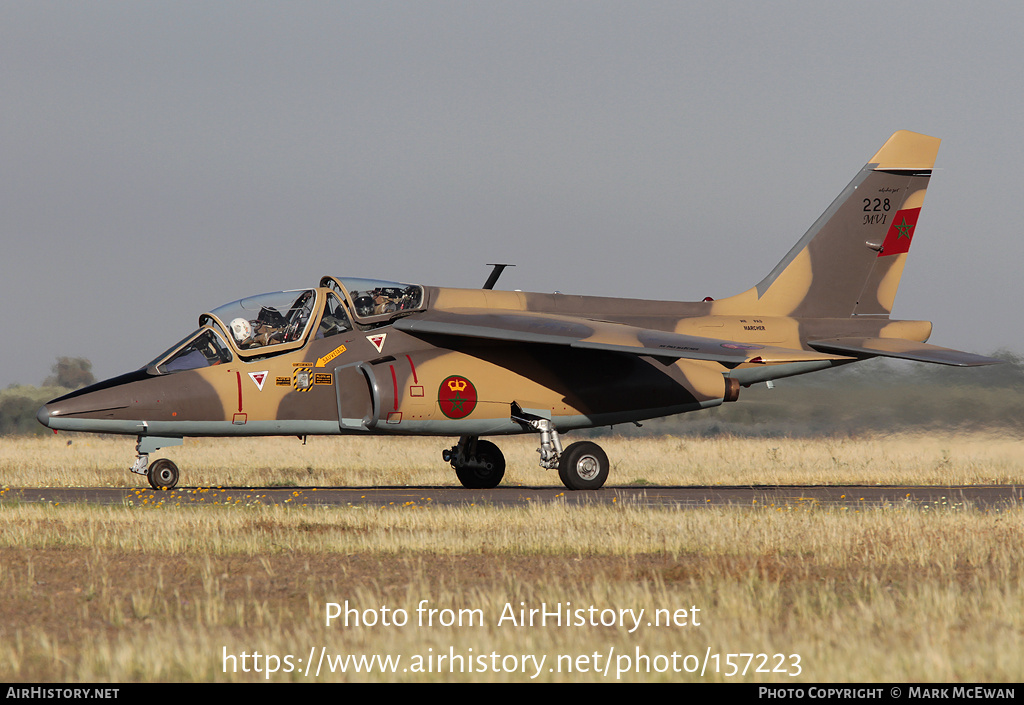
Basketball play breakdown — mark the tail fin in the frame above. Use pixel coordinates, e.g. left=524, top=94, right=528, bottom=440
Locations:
left=713, top=130, right=940, bottom=318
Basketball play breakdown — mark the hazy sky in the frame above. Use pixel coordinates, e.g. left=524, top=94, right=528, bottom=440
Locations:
left=3, top=1, right=1023, bottom=388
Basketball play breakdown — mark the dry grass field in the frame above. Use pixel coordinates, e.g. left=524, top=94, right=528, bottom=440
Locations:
left=4, top=430, right=1024, bottom=488
left=1, top=432, right=1022, bottom=682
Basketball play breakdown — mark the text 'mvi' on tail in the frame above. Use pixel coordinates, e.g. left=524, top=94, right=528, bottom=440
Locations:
left=714, top=130, right=1001, bottom=367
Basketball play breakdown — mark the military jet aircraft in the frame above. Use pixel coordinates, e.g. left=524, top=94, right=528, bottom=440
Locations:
left=37, top=130, right=1000, bottom=491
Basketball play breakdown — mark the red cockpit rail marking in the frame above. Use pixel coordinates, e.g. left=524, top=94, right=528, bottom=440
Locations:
left=390, top=365, right=399, bottom=410
left=236, top=371, right=243, bottom=412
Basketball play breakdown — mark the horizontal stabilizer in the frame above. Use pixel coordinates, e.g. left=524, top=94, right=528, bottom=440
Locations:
left=807, top=337, right=1002, bottom=367
left=397, top=309, right=851, bottom=365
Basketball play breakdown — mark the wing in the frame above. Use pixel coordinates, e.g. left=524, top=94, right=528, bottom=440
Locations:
left=807, top=337, right=1002, bottom=367
left=394, top=309, right=851, bottom=365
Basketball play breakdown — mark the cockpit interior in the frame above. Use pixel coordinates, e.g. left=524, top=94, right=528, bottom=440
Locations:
left=147, top=277, right=424, bottom=373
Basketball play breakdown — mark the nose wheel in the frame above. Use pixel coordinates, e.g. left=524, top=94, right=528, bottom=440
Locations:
left=147, top=458, right=180, bottom=491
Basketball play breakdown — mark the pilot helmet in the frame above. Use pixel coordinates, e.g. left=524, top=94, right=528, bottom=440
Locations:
left=229, top=317, right=253, bottom=344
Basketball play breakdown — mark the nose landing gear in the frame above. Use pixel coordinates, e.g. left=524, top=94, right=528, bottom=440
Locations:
left=129, top=435, right=184, bottom=490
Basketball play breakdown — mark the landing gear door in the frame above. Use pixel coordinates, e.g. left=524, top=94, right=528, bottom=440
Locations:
left=335, top=362, right=378, bottom=431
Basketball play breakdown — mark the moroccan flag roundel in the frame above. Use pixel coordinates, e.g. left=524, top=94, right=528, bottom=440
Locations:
left=438, top=375, right=478, bottom=419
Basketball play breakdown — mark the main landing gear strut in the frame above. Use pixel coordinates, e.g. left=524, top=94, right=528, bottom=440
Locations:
left=512, top=403, right=609, bottom=491
left=444, top=406, right=610, bottom=491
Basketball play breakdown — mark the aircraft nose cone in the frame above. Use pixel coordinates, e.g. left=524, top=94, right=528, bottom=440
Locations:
left=36, top=404, right=52, bottom=429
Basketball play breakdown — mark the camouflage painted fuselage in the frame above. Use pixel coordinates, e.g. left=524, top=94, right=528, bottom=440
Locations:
left=38, top=131, right=998, bottom=445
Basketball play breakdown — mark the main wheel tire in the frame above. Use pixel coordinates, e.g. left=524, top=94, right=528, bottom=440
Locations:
left=147, top=458, right=180, bottom=491
left=558, top=441, right=609, bottom=490
left=454, top=440, right=505, bottom=489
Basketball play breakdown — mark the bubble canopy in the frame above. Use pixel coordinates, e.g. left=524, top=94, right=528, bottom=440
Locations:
left=146, top=278, right=425, bottom=373
left=321, top=276, right=424, bottom=322
left=207, top=289, right=317, bottom=350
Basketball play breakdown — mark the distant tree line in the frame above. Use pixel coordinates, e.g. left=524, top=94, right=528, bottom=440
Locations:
left=44, top=357, right=96, bottom=389
left=0, top=357, right=95, bottom=435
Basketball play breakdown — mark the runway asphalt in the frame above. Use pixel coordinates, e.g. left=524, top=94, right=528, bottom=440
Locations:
left=3, top=484, right=1021, bottom=509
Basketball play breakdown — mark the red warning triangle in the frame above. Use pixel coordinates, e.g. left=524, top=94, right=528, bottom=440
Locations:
left=248, top=371, right=268, bottom=391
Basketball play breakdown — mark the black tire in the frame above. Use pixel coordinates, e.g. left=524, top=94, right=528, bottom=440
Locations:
left=454, top=440, right=505, bottom=489
left=558, top=441, right=609, bottom=490
left=147, top=458, right=180, bottom=491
